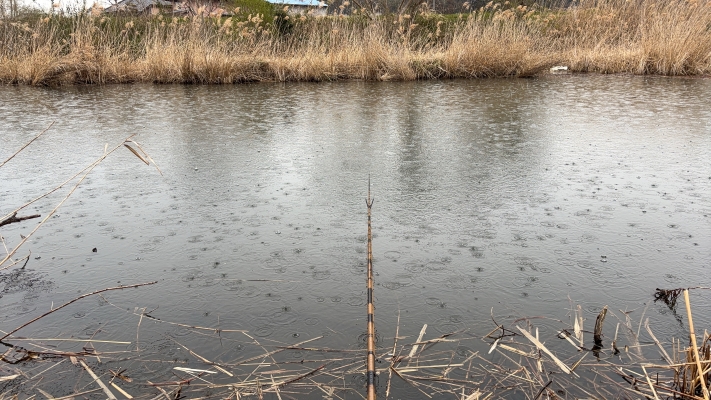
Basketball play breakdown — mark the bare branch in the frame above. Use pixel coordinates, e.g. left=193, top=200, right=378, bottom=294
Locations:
left=0, top=281, right=158, bottom=342
left=0, top=212, right=41, bottom=228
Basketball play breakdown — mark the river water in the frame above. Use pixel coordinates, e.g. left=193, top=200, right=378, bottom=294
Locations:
left=1, top=76, right=710, bottom=397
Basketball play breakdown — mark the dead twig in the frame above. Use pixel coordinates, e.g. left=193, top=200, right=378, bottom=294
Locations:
left=79, top=359, right=117, bottom=400
left=0, top=212, right=41, bottom=228
left=0, top=281, right=158, bottom=342
left=164, top=335, right=233, bottom=376
left=533, top=380, right=552, bottom=400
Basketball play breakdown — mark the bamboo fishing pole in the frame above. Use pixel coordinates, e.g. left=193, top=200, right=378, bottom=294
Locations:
left=366, top=178, right=377, bottom=400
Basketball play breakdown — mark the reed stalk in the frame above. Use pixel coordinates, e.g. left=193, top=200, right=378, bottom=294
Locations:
left=593, top=305, right=607, bottom=347
left=683, top=289, right=710, bottom=400
left=365, top=178, right=376, bottom=400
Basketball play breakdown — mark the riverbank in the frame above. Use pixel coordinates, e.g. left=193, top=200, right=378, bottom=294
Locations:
left=1, top=0, right=710, bottom=85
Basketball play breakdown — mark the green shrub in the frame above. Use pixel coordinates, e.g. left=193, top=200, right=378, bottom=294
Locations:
left=226, top=0, right=275, bottom=24
left=272, top=8, right=294, bottom=36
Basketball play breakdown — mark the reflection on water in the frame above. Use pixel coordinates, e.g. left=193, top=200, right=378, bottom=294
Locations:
left=1, top=76, right=710, bottom=367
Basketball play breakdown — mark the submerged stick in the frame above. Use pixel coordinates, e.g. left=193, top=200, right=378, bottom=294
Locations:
left=533, top=380, right=552, bottom=400
left=79, top=359, right=118, bottom=400
left=684, top=289, right=710, bottom=400
left=644, top=318, right=673, bottom=365
left=0, top=252, right=30, bottom=271
left=516, top=326, right=571, bottom=374
left=0, top=281, right=157, bottom=342
left=165, top=335, right=233, bottom=376
left=366, top=177, right=376, bottom=400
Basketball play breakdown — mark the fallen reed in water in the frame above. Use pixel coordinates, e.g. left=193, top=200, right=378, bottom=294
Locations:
left=1, top=0, right=710, bottom=85
left=2, top=286, right=710, bottom=399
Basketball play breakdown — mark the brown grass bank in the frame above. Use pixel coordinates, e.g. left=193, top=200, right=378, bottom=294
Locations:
left=1, top=0, right=710, bottom=85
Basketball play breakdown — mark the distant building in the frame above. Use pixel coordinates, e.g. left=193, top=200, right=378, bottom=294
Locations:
left=104, top=0, right=173, bottom=13
left=266, top=0, right=327, bottom=16
left=104, top=0, right=227, bottom=15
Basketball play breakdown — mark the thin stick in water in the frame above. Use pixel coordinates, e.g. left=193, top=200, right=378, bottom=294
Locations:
left=0, top=121, right=55, bottom=168
left=365, top=177, right=377, bottom=400
left=0, top=281, right=157, bottom=342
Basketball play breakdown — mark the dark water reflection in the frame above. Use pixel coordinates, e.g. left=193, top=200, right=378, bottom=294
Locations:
left=1, top=76, right=710, bottom=388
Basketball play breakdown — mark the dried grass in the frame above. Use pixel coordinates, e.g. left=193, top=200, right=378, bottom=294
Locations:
left=555, top=0, right=711, bottom=75
left=1, top=0, right=710, bottom=85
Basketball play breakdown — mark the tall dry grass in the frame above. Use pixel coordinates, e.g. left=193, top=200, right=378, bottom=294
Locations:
left=549, top=0, right=711, bottom=75
left=1, top=0, right=710, bottom=85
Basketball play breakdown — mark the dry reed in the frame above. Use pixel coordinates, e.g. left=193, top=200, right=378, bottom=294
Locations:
left=1, top=0, right=709, bottom=85
left=3, top=294, right=710, bottom=399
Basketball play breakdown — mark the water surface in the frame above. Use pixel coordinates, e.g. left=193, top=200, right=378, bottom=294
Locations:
left=1, top=75, right=710, bottom=397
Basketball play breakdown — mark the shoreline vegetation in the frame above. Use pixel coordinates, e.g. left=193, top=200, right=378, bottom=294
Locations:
left=0, top=0, right=710, bottom=85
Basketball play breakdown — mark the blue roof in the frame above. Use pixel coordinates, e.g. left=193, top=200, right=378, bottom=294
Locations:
left=266, top=0, right=324, bottom=6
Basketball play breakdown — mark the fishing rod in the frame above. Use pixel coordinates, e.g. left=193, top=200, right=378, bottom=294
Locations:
left=365, top=178, right=376, bottom=400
